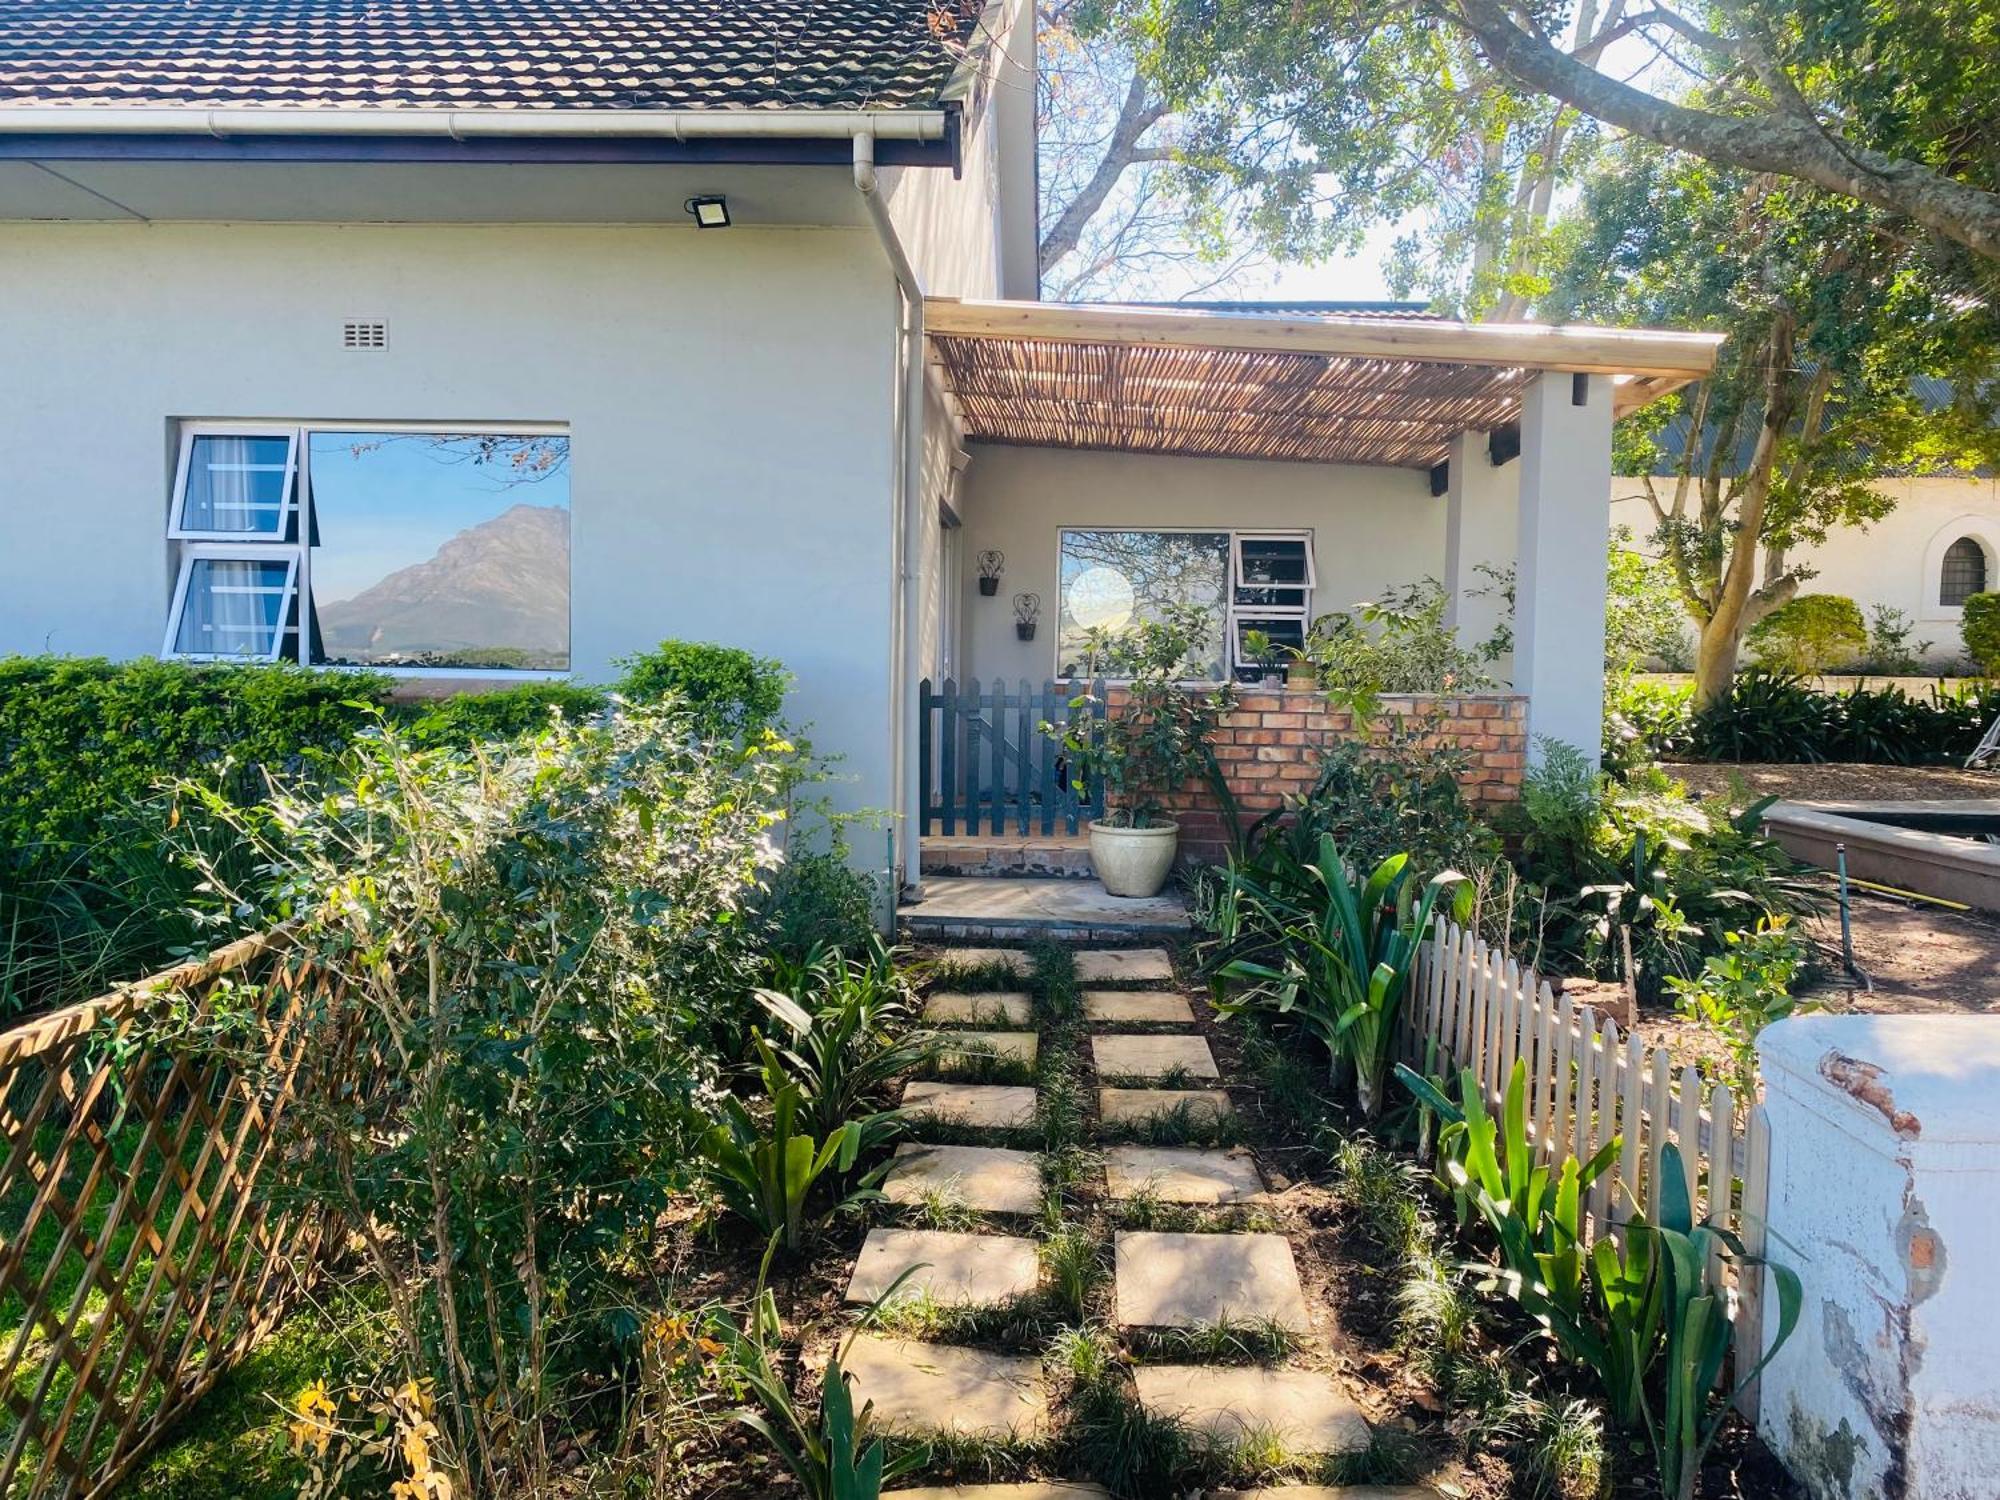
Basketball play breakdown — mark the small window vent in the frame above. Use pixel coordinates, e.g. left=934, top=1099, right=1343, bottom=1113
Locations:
left=342, top=320, right=388, bottom=350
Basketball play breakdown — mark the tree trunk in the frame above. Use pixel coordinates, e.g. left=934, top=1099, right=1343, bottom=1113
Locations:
left=1690, top=611, right=1743, bottom=708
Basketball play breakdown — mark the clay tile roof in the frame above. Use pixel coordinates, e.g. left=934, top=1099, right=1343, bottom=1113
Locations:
left=0, top=0, right=985, bottom=113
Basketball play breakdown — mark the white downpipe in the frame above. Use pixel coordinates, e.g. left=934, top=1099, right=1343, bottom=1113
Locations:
left=0, top=106, right=948, bottom=142
left=854, top=133, right=929, bottom=909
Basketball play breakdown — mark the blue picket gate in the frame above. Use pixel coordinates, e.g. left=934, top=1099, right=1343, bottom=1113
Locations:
left=919, top=677, right=1105, bottom=836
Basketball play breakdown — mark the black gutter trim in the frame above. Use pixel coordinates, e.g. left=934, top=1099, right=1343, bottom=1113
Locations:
left=0, top=132, right=954, bottom=167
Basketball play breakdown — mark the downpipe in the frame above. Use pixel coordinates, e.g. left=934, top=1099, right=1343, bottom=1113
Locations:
left=854, top=133, right=929, bottom=913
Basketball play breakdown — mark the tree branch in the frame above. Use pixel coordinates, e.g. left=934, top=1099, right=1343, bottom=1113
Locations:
left=1449, top=0, right=2000, bottom=260
left=1039, top=68, right=1171, bottom=275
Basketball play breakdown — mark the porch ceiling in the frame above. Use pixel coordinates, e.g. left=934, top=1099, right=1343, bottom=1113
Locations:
left=925, top=298, right=1723, bottom=470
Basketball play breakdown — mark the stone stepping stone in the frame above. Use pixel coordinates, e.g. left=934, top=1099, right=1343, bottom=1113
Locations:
left=1083, top=989, right=1194, bottom=1024
left=883, top=1143, right=1043, bottom=1215
left=1074, top=948, right=1175, bottom=984
left=1098, top=1087, right=1234, bottom=1126
left=1105, top=1146, right=1264, bottom=1204
left=902, top=1080, right=1039, bottom=1130
left=933, top=1031, right=1039, bottom=1072
left=846, top=1228, right=1040, bottom=1307
left=1114, top=1231, right=1311, bottom=1331
left=840, top=1334, right=1051, bottom=1441
left=889, top=1487, right=1109, bottom=1499
left=925, top=990, right=1034, bottom=1026
left=1134, top=1366, right=1368, bottom=1455
left=1207, top=1488, right=1440, bottom=1498
left=936, top=947, right=1033, bottom=977
left=1092, top=1034, right=1219, bottom=1081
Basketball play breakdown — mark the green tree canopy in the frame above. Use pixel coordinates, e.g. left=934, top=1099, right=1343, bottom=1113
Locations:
left=1544, top=138, right=2000, bottom=701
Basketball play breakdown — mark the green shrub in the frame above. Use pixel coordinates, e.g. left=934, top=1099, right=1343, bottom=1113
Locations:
left=1665, top=916, right=1812, bottom=1098
left=1606, top=528, right=1692, bottom=670
left=1603, top=673, right=1695, bottom=769
left=1746, top=593, right=1867, bottom=675
left=616, top=640, right=789, bottom=740
left=1844, top=604, right=1930, bottom=675
left=1304, top=578, right=1502, bottom=703
left=759, top=848, right=885, bottom=963
left=399, top=681, right=608, bottom=746
left=158, top=701, right=797, bottom=1491
left=1690, top=666, right=1993, bottom=765
left=1963, top=592, right=2000, bottom=675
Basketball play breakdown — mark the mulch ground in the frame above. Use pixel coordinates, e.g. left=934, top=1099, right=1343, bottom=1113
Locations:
left=1668, top=761, right=2000, bottom=802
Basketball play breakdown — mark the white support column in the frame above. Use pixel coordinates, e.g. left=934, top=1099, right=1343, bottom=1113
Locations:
left=1514, top=370, right=1613, bottom=763
left=1442, top=427, right=1519, bottom=668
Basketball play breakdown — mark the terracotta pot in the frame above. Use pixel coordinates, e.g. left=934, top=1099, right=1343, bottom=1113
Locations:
left=1088, top=818, right=1179, bottom=898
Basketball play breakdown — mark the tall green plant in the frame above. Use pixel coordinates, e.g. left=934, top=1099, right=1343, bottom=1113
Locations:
left=756, top=941, right=935, bottom=1144
left=699, top=1039, right=891, bottom=1252
left=1212, top=835, right=1470, bottom=1118
left=1041, top=603, right=1233, bottom=829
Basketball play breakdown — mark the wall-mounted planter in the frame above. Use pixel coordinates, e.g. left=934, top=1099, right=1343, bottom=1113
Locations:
left=1016, top=621, right=1037, bottom=641
left=979, top=577, right=999, bottom=596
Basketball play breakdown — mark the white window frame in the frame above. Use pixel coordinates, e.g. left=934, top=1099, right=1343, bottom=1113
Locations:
left=168, top=423, right=302, bottom=541
left=164, top=420, right=572, bottom=679
left=160, top=543, right=301, bottom=663
left=1053, top=525, right=1315, bottom=679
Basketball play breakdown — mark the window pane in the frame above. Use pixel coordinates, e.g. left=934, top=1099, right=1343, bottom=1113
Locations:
left=308, top=433, right=571, bottom=671
left=1057, top=530, right=1228, bottom=680
left=1233, top=614, right=1305, bottom=665
left=1942, top=537, right=1987, bottom=606
left=172, top=557, right=292, bottom=657
left=180, top=434, right=293, bottom=536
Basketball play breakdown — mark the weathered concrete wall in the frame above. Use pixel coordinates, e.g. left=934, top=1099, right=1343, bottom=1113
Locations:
left=1757, top=1015, right=2000, bottom=1500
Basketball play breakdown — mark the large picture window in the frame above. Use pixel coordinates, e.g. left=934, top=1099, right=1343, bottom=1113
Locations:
left=163, top=426, right=571, bottom=672
left=1056, top=528, right=1313, bottom=680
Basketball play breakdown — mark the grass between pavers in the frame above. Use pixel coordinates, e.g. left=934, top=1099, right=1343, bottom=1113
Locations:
left=1095, top=1100, right=1246, bottom=1148
left=883, top=937, right=1430, bottom=1500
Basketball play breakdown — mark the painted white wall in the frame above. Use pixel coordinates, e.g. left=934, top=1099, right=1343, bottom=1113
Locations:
left=883, top=75, right=1006, bottom=299
left=990, top=0, right=1042, bottom=300
left=1517, top=372, right=1613, bottom=761
left=951, top=443, right=1451, bottom=685
left=1444, top=427, right=1520, bottom=677
left=1611, top=474, right=2000, bottom=666
left=0, top=220, right=902, bottom=815
left=1758, top=1015, right=2000, bottom=1500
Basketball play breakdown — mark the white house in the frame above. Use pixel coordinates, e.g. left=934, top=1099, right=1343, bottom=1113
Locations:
left=0, top=0, right=1721, bottom=898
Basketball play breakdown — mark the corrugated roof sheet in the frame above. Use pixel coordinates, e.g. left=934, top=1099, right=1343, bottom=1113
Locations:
left=0, top=0, right=983, bottom=112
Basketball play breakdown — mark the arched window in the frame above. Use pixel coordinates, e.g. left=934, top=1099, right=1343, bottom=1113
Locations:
left=1941, top=537, right=1988, bottom=607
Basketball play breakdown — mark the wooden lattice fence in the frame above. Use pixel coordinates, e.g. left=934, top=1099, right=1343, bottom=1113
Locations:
left=1403, top=918, right=1774, bottom=1419
left=0, top=929, right=349, bottom=1498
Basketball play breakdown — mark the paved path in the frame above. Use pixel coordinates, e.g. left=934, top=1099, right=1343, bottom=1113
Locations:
left=851, top=942, right=1435, bottom=1498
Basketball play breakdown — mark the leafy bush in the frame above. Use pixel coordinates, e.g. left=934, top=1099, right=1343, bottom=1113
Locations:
left=1304, top=578, right=1503, bottom=704
left=1603, top=674, right=1694, bottom=770
left=1839, top=605, right=1930, bottom=675
left=1746, top=593, right=1867, bottom=675
left=399, top=681, right=608, bottom=746
left=758, top=847, right=884, bottom=964
left=616, top=640, right=789, bottom=740
left=1689, top=667, right=1993, bottom=765
left=1964, top=592, right=2000, bottom=676
left=755, top=942, right=933, bottom=1143
left=1043, top=603, right=1234, bottom=828
left=1501, top=746, right=1820, bottom=995
left=1208, top=835, right=1471, bottom=1118
left=1665, top=917, right=1812, bottom=1098
left=1606, top=528, right=1692, bottom=671
left=155, top=701, right=796, bottom=1494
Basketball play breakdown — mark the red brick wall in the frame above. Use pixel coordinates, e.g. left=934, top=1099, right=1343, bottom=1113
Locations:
left=1108, top=687, right=1528, bottom=864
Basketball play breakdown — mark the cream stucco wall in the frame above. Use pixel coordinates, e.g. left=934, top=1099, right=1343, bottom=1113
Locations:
left=0, top=219, right=903, bottom=814
left=952, top=443, right=1458, bottom=685
left=1611, top=474, right=2000, bottom=665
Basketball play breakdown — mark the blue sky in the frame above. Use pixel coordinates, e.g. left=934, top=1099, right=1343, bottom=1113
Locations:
left=307, top=433, right=569, bottom=602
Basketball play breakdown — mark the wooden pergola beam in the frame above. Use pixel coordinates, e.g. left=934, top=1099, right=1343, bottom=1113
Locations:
left=925, top=297, right=1725, bottom=381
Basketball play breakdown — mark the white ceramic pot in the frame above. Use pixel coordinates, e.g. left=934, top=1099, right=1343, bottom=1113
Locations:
left=1088, top=818, right=1180, bottom=898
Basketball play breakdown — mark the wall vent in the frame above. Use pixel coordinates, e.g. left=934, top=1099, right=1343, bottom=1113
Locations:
left=342, top=320, right=388, bottom=350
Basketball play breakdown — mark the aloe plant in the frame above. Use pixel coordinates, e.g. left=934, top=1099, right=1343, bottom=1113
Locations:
left=1215, top=836, right=1470, bottom=1117
left=700, top=1039, right=891, bottom=1251
left=712, top=1265, right=929, bottom=1500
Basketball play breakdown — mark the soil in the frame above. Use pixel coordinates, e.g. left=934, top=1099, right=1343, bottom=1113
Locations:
left=1667, top=761, right=2000, bottom=802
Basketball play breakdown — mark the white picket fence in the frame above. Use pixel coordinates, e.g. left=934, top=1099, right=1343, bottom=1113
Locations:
left=1402, top=918, right=1772, bottom=1418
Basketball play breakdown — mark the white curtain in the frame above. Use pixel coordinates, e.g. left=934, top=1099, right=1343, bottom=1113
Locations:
left=185, top=436, right=280, bottom=534
left=174, top=559, right=289, bottom=657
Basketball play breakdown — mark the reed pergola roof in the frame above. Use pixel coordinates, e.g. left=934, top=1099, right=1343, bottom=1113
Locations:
left=926, top=298, right=1725, bottom=470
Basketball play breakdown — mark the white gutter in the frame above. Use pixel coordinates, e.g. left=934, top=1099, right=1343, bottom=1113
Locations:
left=854, top=132, right=929, bottom=905
left=0, top=106, right=949, bottom=142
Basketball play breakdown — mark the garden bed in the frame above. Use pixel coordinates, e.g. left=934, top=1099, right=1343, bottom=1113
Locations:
left=1670, top=761, right=1999, bottom=802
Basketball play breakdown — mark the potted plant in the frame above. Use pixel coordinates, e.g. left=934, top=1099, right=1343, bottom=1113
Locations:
left=1236, top=626, right=1276, bottom=685
left=1042, top=604, right=1233, bottom=897
left=1282, top=643, right=1319, bottom=692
